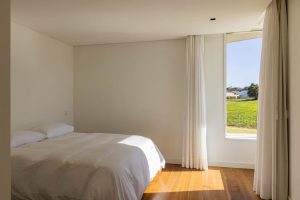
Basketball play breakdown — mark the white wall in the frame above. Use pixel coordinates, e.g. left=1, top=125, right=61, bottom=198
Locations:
left=11, top=23, right=74, bottom=130
left=0, top=0, right=11, bottom=199
left=74, top=40, right=186, bottom=163
left=288, top=0, right=300, bottom=199
left=74, top=37, right=257, bottom=167
left=205, top=34, right=256, bottom=168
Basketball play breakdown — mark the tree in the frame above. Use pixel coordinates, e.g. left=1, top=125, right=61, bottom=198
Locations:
left=227, top=87, right=242, bottom=92
left=247, top=83, right=259, bottom=99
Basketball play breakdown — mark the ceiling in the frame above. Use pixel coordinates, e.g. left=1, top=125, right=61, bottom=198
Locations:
left=11, top=0, right=271, bottom=46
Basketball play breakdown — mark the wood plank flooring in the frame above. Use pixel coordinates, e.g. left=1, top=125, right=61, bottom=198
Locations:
left=142, top=164, right=262, bottom=200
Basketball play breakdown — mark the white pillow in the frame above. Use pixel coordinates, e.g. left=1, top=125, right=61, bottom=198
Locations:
left=34, top=123, right=74, bottom=138
left=11, top=131, right=46, bottom=148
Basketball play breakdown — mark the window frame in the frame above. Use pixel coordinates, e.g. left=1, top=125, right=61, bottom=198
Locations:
left=223, top=32, right=263, bottom=141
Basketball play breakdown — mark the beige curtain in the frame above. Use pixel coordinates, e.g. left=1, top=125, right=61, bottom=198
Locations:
left=253, top=0, right=288, bottom=199
left=182, top=35, right=208, bottom=170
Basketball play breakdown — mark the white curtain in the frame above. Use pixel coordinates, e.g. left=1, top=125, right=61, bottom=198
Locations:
left=254, top=0, right=288, bottom=199
left=182, top=35, right=208, bottom=170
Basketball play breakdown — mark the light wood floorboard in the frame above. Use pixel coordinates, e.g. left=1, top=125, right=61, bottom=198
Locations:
left=142, top=164, right=262, bottom=200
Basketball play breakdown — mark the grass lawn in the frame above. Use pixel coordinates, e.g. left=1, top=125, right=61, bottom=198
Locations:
left=227, top=99, right=258, bottom=134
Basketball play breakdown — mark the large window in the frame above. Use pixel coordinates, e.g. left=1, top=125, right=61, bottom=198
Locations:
left=225, top=32, right=262, bottom=138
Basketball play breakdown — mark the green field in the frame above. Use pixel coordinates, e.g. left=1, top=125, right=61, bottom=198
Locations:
left=227, top=99, right=258, bottom=134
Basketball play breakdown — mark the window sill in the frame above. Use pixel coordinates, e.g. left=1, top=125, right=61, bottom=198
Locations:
left=225, top=133, right=257, bottom=141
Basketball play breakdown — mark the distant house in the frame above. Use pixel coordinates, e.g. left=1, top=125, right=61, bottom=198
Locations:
left=226, top=92, right=239, bottom=99
left=240, top=90, right=249, bottom=99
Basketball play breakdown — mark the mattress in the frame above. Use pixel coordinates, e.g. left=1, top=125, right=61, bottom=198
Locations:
left=11, top=132, right=165, bottom=200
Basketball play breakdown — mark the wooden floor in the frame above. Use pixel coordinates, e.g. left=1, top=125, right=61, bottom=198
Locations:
left=142, top=164, right=262, bottom=200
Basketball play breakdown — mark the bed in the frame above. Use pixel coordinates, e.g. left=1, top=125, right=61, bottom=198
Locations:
left=11, top=132, right=165, bottom=200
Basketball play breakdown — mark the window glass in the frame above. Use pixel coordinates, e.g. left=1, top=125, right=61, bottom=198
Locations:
left=225, top=32, right=262, bottom=136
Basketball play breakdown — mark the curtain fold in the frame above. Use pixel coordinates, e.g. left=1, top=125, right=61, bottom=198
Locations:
left=182, top=35, right=208, bottom=170
left=254, top=0, right=288, bottom=199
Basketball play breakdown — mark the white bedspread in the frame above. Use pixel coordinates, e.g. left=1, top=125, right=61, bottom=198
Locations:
left=11, top=133, right=165, bottom=200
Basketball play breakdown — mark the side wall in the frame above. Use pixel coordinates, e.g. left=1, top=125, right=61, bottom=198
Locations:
left=74, top=40, right=186, bottom=163
left=74, top=37, right=257, bottom=167
left=11, top=23, right=74, bottom=130
left=0, top=0, right=11, bottom=199
left=288, top=0, right=300, bottom=199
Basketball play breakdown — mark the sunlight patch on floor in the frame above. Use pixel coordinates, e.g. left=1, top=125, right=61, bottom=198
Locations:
left=144, top=169, right=224, bottom=193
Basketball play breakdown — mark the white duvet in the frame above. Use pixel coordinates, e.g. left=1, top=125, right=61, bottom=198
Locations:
left=11, top=133, right=165, bottom=200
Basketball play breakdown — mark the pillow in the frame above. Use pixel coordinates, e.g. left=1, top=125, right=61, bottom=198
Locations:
left=11, top=131, right=46, bottom=148
left=34, top=123, right=74, bottom=138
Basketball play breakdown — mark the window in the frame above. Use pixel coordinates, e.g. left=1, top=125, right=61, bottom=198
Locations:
left=225, top=31, right=262, bottom=139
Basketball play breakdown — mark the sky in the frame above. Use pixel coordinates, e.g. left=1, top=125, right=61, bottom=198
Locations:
left=226, top=38, right=262, bottom=88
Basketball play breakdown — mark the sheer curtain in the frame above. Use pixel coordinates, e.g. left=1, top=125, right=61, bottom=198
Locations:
left=254, top=0, right=288, bottom=199
left=182, top=35, right=208, bottom=170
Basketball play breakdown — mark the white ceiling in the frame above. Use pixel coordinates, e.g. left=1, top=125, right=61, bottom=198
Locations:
left=11, top=0, right=271, bottom=46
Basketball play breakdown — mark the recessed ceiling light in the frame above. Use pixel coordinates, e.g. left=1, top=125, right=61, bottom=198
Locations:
left=210, top=18, right=216, bottom=21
